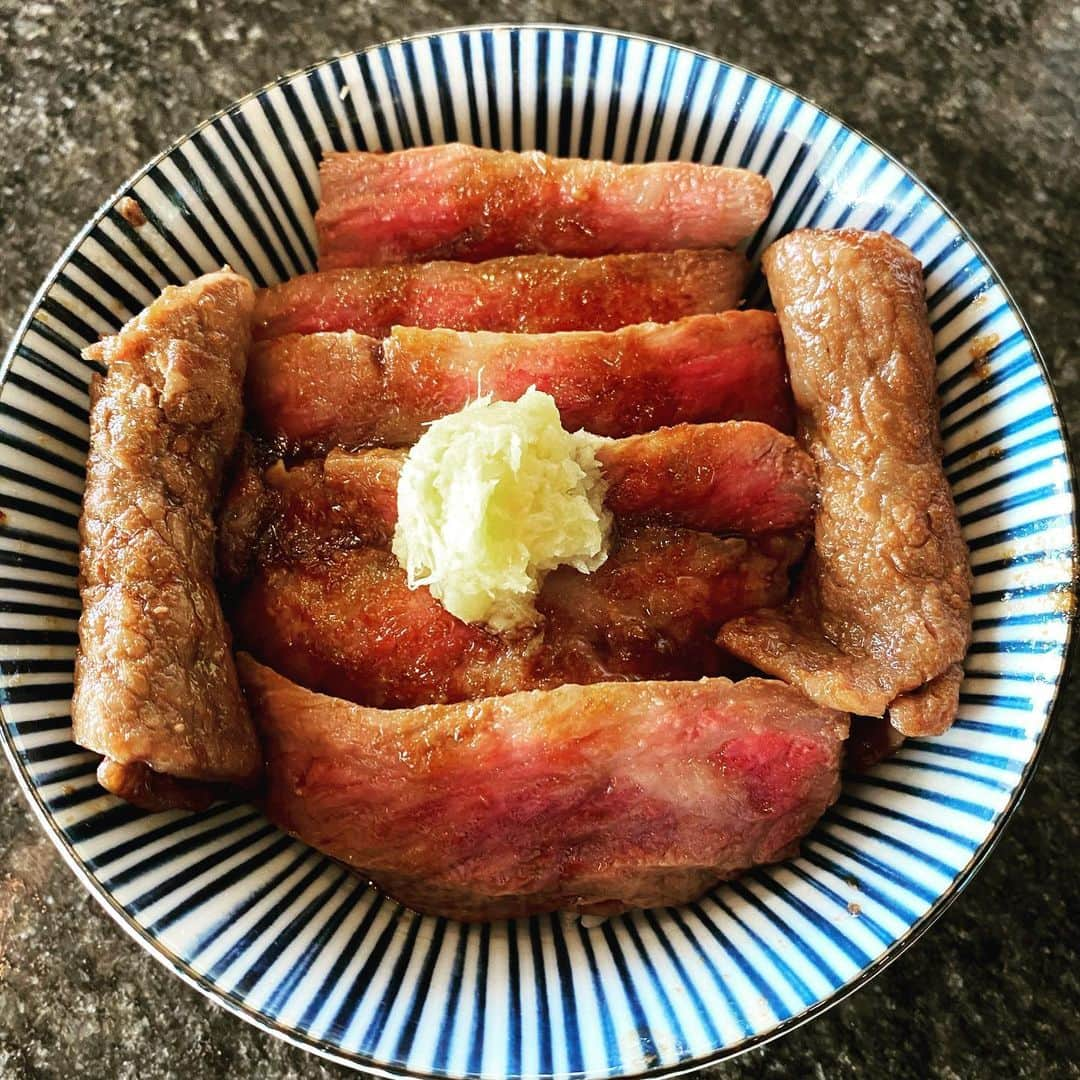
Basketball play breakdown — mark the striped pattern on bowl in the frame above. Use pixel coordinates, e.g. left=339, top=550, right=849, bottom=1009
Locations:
left=0, top=24, right=1075, bottom=1078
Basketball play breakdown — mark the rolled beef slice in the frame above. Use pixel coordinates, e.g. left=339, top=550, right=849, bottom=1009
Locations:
left=72, top=269, right=262, bottom=810
left=719, top=230, right=972, bottom=731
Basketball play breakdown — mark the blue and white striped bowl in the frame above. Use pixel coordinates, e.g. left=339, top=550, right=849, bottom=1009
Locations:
left=0, top=24, right=1074, bottom=1077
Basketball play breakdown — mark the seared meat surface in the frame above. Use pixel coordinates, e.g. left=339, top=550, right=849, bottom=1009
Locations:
left=230, top=528, right=802, bottom=708
left=317, top=144, right=772, bottom=268
left=719, top=230, right=972, bottom=725
left=247, top=312, right=793, bottom=451
left=216, top=422, right=816, bottom=582
left=221, top=422, right=807, bottom=706
left=253, top=250, right=749, bottom=340
left=239, top=655, right=848, bottom=920
left=598, top=423, right=816, bottom=535
left=73, top=270, right=262, bottom=807
left=217, top=445, right=400, bottom=583
left=96, top=759, right=220, bottom=813
left=887, top=663, right=965, bottom=737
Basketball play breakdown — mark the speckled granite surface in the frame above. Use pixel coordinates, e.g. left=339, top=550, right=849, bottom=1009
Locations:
left=0, top=2, right=1077, bottom=1077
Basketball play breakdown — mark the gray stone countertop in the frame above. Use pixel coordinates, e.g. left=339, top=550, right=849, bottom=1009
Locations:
left=1, top=2, right=1077, bottom=1077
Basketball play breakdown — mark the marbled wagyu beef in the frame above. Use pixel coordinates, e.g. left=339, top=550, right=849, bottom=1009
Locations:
left=246, top=311, right=794, bottom=451
left=598, top=423, right=816, bottom=535
left=73, top=270, right=262, bottom=811
left=229, top=529, right=802, bottom=708
left=719, top=230, right=972, bottom=734
left=239, top=655, right=849, bottom=920
left=253, top=250, right=749, bottom=340
left=317, top=144, right=772, bottom=269
left=219, top=423, right=812, bottom=706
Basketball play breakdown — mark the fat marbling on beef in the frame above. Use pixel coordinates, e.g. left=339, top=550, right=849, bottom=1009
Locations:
left=246, top=311, right=793, bottom=451
left=316, top=144, right=772, bottom=269
left=253, top=250, right=749, bottom=340
left=719, top=230, right=972, bottom=731
left=238, top=654, right=848, bottom=920
left=73, top=269, right=262, bottom=810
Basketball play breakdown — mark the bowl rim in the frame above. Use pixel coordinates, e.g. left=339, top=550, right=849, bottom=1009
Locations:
left=1, top=21, right=1076, bottom=1078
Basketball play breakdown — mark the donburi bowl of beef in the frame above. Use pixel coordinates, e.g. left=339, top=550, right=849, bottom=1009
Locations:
left=0, top=24, right=1074, bottom=1079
